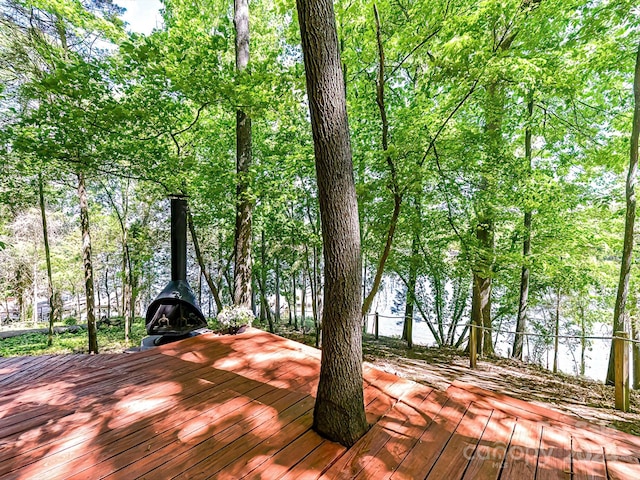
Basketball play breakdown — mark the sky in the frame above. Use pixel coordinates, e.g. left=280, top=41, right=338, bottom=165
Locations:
left=116, top=0, right=163, bottom=34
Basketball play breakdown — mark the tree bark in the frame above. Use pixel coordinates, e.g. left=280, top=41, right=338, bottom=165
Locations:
left=38, top=175, right=56, bottom=345
left=297, top=0, right=368, bottom=447
left=606, top=41, right=640, bottom=385
left=77, top=172, right=98, bottom=354
left=469, top=217, right=494, bottom=356
left=513, top=94, right=534, bottom=360
left=233, top=0, right=253, bottom=309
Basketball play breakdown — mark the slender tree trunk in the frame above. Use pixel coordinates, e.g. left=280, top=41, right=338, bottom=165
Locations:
left=77, top=172, right=98, bottom=354
left=606, top=41, right=640, bottom=385
left=553, top=289, right=561, bottom=374
left=362, top=6, right=402, bottom=318
left=233, top=0, right=253, bottom=309
left=632, top=316, right=640, bottom=389
left=402, top=232, right=419, bottom=346
left=260, top=230, right=274, bottom=333
left=301, top=273, right=306, bottom=334
left=275, top=259, right=281, bottom=323
left=513, top=94, right=534, bottom=360
left=32, top=261, right=38, bottom=327
left=104, top=265, right=111, bottom=320
left=305, top=245, right=320, bottom=347
left=121, top=242, right=128, bottom=324
left=292, top=273, right=298, bottom=330
left=403, top=237, right=418, bottom=350
left=187, top=209, right=223, bottom=312
left=313, top=245, right=321, bottom=346
left=113, top=282, right=120, bottom=316
left=297, top=0, right=368, bottom=446
left=580, top=304, right=586, bottom=376
left=38, top=175, right=56, bottom=345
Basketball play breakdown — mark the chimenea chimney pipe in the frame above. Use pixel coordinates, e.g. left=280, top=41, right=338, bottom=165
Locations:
left=171, top=196, right=187, bottom=282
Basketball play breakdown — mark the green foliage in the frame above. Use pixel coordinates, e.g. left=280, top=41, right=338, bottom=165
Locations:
left=0, top=318, right=146, bottom=356
left=0, top=0, right=638, bottom=370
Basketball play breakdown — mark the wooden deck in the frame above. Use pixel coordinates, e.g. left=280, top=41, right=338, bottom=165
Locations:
left=1, top=328, right=639, bottom=479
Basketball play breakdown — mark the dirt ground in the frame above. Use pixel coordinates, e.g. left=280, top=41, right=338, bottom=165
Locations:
left=277, top=328, right=640, bottom=437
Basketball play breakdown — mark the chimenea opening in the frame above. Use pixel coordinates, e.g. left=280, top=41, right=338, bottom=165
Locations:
left=145, top=196, right=207, bottom=339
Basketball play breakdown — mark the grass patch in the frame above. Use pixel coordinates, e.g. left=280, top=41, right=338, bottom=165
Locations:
left=0, top=318, right=147, bottom=357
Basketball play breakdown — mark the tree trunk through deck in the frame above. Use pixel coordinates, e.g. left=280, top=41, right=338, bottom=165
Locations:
left=233, top=0, right=253, bottom=309
left=77, top=172, right=98, bottom=354
left=607, top=41, right=640, bottom=385
left=296, top=0, right=368, bottom=447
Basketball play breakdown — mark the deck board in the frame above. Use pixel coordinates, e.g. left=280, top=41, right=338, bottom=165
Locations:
left=0, top=328, right=638, bottom=479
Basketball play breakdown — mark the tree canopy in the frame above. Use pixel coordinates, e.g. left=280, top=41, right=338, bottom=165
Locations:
left=0, top=0, right=639, bottom=383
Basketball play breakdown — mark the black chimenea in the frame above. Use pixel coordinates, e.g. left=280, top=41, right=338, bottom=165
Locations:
left=145, top=196, right=207, bottom=338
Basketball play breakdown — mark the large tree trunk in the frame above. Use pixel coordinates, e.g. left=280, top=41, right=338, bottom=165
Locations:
left=297, top=0, right=368, bottom=447
left=233, top=0, right=253, bottom=309
left=606, top=41, right=640, bottom=385
left=513, top=94, right=534, bottom=360
left=470, top=217, right=494, bottom=356
left=38, top=175, right=56, bottom=346
left=77, top=172, right=98, bottom=354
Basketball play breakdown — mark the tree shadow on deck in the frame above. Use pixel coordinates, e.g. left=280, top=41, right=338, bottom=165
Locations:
left=1, top=329, right=639, bottom=479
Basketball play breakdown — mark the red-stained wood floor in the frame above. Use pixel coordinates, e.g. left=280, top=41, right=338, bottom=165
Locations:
left=1, top=328, right=639, bottom=479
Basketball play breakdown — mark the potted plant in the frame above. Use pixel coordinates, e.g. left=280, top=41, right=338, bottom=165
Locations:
left=216, top=305, right=255, bottom=334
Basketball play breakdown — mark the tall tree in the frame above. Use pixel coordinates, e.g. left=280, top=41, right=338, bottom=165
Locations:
left=606, top=41, right=640, bottom=385
left=512, top=93, right=534, bottom=360
left=38, top=174, right=57, bottom=345
left=296, top=0, right=368, bottom=447
left=77, top=172, right=98, bottom=353
left=361, top=4, right=403, bottom=318
left=233, top=0, right=253, bottom=308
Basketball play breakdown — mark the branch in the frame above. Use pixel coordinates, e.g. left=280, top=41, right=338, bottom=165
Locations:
left=419, top=78, right=479, bottom=166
